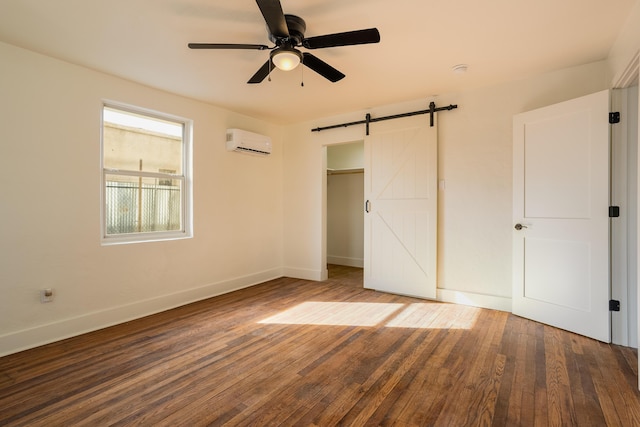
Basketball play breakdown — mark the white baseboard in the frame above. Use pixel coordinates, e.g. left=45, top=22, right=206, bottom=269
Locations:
left=1, top=271, right=513, bottom=357
left=437, top=288, right=512, bottom=312
left=282, top=267, right=326, bottom=281
left=0, top=268, right=283, bottom=357
left=327, top=255, right=364, bottom=268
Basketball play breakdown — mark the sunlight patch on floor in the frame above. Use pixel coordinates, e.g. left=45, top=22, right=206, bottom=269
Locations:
left=258, top=302, right=404, bottom=326
left=259, top=301, right=479, bottom=329
left=385, top=303, right=480, bottom=329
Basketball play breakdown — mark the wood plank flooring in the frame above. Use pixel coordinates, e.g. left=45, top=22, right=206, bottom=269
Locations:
left=1, top=265, right=639, bottom=426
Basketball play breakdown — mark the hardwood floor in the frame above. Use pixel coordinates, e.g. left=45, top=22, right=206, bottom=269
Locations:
left=1, top=265, right=639, bottom=426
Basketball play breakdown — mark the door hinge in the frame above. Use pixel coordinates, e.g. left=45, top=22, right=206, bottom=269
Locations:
left=609, top=112, right=620, bottom=124
left=609, top=299, right=621, bottom=312
left=609, top=206, right=620, bottom=218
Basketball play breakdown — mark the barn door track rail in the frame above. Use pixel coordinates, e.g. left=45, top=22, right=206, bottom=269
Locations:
left=311, top=101, right=458, bottom=135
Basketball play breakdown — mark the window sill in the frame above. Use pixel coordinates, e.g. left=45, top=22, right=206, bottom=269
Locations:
left=101, top=231, right=192, bottom=246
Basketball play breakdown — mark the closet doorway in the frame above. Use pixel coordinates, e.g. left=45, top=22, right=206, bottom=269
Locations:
left=326, top=142, right=364, bottom=269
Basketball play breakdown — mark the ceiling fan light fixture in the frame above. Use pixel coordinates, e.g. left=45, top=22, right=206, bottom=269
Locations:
left=272, top=47, right=302, bottom=71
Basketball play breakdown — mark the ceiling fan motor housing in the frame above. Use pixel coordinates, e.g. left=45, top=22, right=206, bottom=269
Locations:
left=269, top=14, right=306, bottom=46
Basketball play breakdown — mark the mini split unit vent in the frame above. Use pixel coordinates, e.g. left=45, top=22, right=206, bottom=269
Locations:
left=226, top=129, right=272, bottom=155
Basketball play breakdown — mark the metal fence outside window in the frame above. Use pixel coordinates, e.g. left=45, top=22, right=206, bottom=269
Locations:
left=105, top=181, right=181, bottom=234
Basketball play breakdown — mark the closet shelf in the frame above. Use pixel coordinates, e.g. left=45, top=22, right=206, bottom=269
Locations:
left=326, top=168, right=364, bottom=175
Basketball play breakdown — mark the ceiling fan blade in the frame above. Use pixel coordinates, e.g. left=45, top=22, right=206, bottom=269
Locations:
left=302, top=53, right=345, bottom=82
left=188, top=43, right=269, bottom=50
left=256, top=0, right=289, bottom=38
left=247, top=60, right=274, bottom=84
left=303, top=28, right=380, bottom=49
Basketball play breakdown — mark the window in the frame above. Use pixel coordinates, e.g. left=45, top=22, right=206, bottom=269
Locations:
left=101, top=103, right=192, bottom=244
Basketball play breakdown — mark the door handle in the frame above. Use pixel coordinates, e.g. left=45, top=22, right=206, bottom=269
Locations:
left=365, top=200, right=371, bottom=213
left=514, top=223, right=528, bottom=231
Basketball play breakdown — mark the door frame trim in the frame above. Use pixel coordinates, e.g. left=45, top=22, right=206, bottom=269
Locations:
left=610, top=49, right=639, bottom=349
left=608, top=47, right=640, bottom=392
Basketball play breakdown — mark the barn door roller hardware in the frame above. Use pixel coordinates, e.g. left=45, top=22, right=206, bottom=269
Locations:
left=311, top=101, right=458, bottom=135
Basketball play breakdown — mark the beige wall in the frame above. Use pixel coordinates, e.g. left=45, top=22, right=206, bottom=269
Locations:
left=0, top=41, right=283, bottom=356
left=327, top=142, right=364, bottom=170
left=283, top=61, right=608, bottom=309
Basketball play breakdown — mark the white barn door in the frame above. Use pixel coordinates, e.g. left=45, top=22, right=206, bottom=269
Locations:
left=364, top=119, right=437, bottom=299
left=512, top=90, right=610, bottom=342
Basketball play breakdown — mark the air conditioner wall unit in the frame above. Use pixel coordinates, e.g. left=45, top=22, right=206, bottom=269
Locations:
left=226, top=128, right=272, bottom=155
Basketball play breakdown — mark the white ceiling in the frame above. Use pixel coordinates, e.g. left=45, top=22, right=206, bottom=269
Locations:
left=0, top=0, right=636, bottom=124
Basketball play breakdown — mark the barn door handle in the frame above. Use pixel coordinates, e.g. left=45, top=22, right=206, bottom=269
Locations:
left=365, top=200, right=371, bottom=213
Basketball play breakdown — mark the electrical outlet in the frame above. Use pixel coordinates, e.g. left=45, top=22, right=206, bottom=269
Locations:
left=40, top=288, right=54, bottom=303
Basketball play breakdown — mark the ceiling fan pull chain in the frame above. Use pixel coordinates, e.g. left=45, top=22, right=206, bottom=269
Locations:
left=301, top=56, right=304, bottom=87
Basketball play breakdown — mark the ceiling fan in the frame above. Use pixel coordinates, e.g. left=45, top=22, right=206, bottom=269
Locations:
left=188, top=0, right=380, bottom=84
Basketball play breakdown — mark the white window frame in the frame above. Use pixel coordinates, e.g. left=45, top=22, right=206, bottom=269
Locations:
left=100, top=101, right=193, bottom=245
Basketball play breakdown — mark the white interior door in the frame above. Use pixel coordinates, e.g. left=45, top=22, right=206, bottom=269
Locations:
left=364, top=119, right=437, bottom=299
left=512, top=89, right=610, bottom=342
